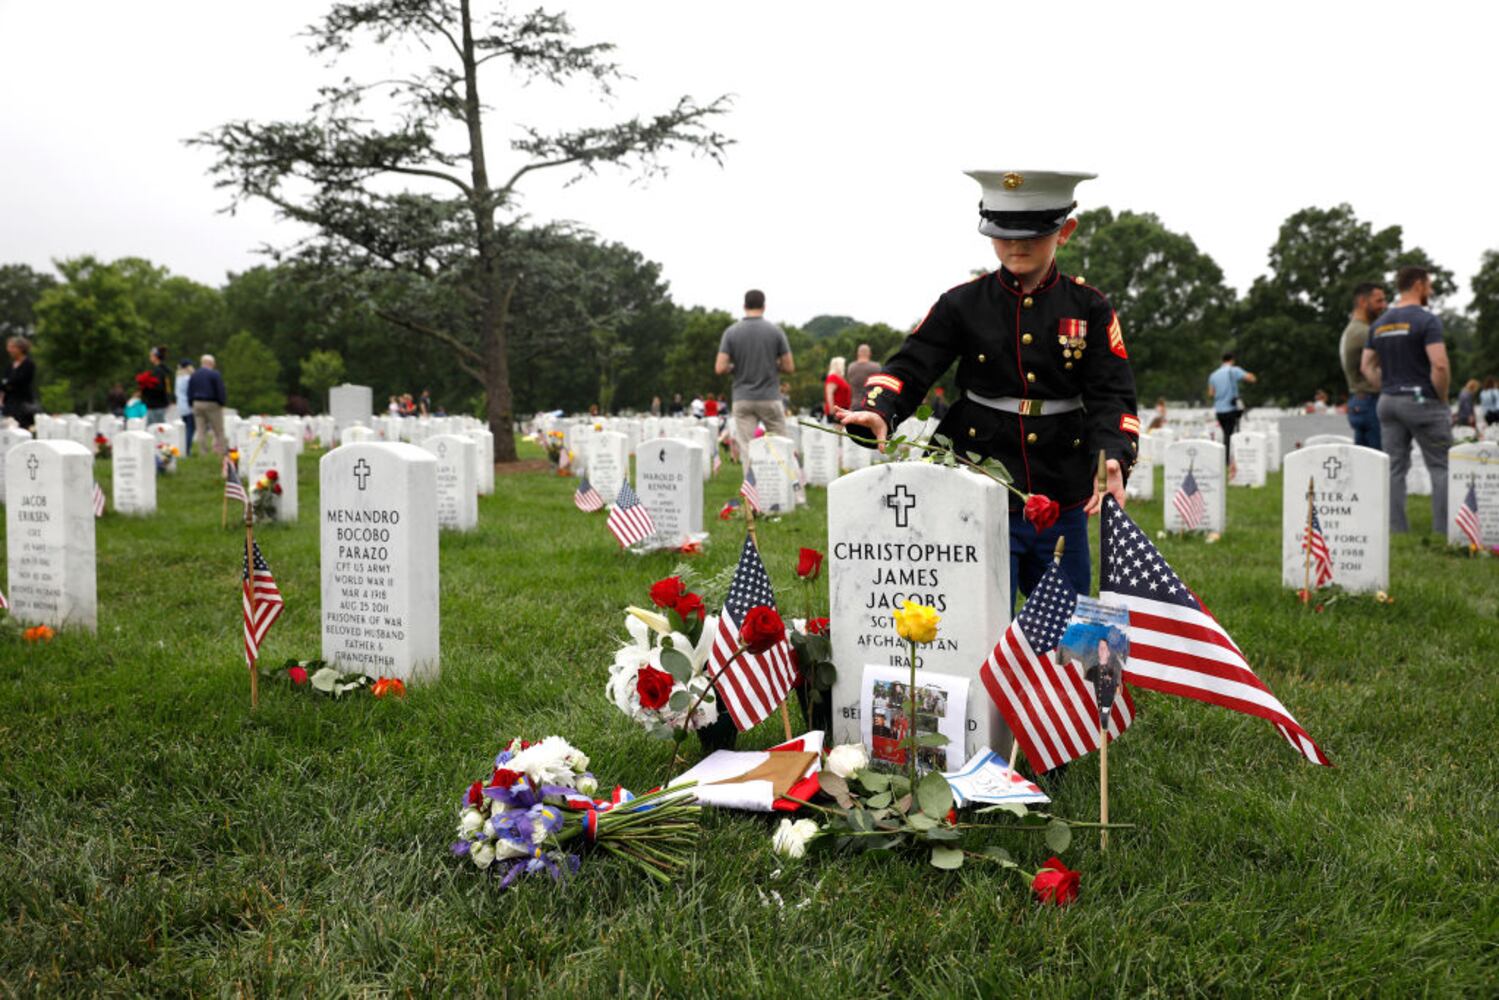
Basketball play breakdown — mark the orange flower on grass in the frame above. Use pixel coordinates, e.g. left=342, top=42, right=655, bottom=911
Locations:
left=23, top=625, right=56, bottom=643
left=372, top=677, right=406, bottom=699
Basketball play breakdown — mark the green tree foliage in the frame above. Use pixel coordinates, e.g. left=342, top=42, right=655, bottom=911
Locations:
left=1232, top=205, right=1453, bottom=406
left=298, top=349, right=346, bottom=410
left=1055, top=208, right=1234, bottom=403
left=802, top=315, right=857, bottom=341
left=33, top=257, right=152, bottom=407
left=190, top=0, right=730, bottom=460
left=0, top=263, right=58, bottom=339
left=663, top=306, right=735, bottom=404
left=218, top=331, right=284, bottom=415
left=1469, top=250, right=1499, bottom=378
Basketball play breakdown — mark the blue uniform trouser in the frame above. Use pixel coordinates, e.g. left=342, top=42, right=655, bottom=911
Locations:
left=1010, top=505, right=1090, bottom=608
left=182, top=413, right=196, bottom=456
left=1346, top=393, right=1380, bottom=450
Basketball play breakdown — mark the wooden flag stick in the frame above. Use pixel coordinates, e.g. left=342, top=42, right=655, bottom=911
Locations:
left=1099, top=719, right=1110, bottom=851
left=742, top=497, right=792, bottom=741
left=244, top=505, right=259, bottom=711
left=1302, top=476, right=1316, bottom=603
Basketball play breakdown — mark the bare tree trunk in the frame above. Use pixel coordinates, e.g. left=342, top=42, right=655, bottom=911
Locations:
left=461, top=0, right=518, bottom=463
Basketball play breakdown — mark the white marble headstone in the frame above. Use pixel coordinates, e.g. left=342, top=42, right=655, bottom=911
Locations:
left=471, top=428, right=495, bottom=496
left=246, top=433, right=300, bottom=523
left=1406, top=444, right=1432, bottom=496
left=0, top=426, right=34, bottom=503
left=827, top=463, right=1010, bottom=766
left=802, top=426, right=841, bottom=486
left=686, top=427, right=716, bottom=480
left=635, top=439, right=704, bottom=550
left=842, top=436, right=873, bottom=472
left=320, top=442, right=439, bottom=682
left=111, top=430, right=157, bottom=515
left=423, top=433, right=478, bottom=532
left=5, top=440, right=97, bottom=632
left=748, top=436, right=798, bottom=513
left=329, top=384, right=373, bottom=432
left=1229, top=431, right=1267, bottom=488
left=1447, top=442, right=1499, bottom=548
left=1302, top=433, right=1353, bottom=449
left=1282, top=444, right=1389, bottom=593
left=1163, top=440, right=1226, bottom=533
left=1125, top=459, right=1155, bottom=501
left=340, top=425, right=375, bottom=447
left=587, top=431, right=629, bottom=504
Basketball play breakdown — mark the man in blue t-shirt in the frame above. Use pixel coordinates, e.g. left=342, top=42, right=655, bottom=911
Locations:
left=1206, top=351, right=1256, bottom=471
left=1360, top=265, right=1452, bottom=534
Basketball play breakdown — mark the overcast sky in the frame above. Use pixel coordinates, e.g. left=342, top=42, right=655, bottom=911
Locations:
left=2, top=0, right=1494, bottom=329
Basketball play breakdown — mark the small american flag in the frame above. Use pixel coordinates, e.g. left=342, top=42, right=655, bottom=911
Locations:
left=712, top=447, right=721, bottom=476
left=573, top=476, right=603, bottom=513
left=1172, top=467, right=1205, bottom=531
left=739, top=467, right=762, bottom=513
left=1099, top=496, right=1329, bottom=766
left=242, top=540, right=284, bottom=667
left=705, top=534, right=797, bottom=731
left=92, top=480, right=106, bottom=518
left=980, top=559, right=1136, bottom=773
left=225, top=465, right=248, bottom=506
left=1304, top=506, right=1334, bottom=588
left=606, top=481, right=656, bottom=548
left=1456, top=479, right=1482, bottom=549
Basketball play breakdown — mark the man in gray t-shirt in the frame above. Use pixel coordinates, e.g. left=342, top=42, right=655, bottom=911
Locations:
left=716, top=288, right=794, bottom=457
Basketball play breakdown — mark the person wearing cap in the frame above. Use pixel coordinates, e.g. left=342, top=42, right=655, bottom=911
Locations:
left=836, top=170, right=1138, bottom=601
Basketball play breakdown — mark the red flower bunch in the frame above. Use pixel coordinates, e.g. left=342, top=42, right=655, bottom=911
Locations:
left=796, top=547, right=824, bottom=580
left=272, top=483, right=283, bottom=496
left=739, top=606, right=786, bottom=654
left=649, top=576, right=705, bottom=623
left=265, top=469, right=279, bottom=482
left=467, top=780, right=485, bottom=806
left=287, top=665, right=309, bottom=685
left=372, top=677, right=405, bottom=698
left=23, top=625, right=56, bottom=643
left=134, top=371, right=160, bottom=392
left=675, top=592, right=705, bottom=622
left=805, top=617, right=830, bottom=636
left=1023, top=494, right=1060, bottom=532
left=94, top=434, right=107, bottom=446
left=1031, top=857, right=1081, bottom=906
left=636, top=664, right=674, bottom=710
left=489, top=767, right=521, bottom=789
left=718, top=500, right=739, bottom=521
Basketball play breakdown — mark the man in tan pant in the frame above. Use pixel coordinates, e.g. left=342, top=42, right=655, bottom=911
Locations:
left=715, top=289, right=794, bottom=458
left=188, top=353, right=229, bottom=455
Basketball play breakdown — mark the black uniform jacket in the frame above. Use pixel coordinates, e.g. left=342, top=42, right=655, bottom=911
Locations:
left=855, top=263, right=1139, bottom=511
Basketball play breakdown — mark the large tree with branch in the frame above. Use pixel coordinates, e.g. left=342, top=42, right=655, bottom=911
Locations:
left=191, top=0, right=730, bottom=461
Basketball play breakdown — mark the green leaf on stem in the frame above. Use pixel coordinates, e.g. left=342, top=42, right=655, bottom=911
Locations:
left=667, top=690, right=690, bottom=711
left=865, top=791, right=892, bottom=810
left=906, top=812, right=937, bottom=831
left=857, top=770, right=890, bottom=794
left=981, top=846, right=1017, bottom=868
left=659, top=647, right=694, bottom=684
left=976, top=802, right=1030, bottom=819
left=915, top=404, right=933, bottom=421
left=1045, top=819, right=1073, bottom=854
left=818, top=771, right=849, bottom=798
left=848, top=808, right=874, bottom=833
left=915, top=732, right=949, bottom=747
left=917, top=771, right=954, bottom=819
left=930, top=845, right=964, bottom=870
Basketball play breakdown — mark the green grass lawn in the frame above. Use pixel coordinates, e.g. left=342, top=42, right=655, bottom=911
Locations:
left=2, top=443, right=1496, bottom=996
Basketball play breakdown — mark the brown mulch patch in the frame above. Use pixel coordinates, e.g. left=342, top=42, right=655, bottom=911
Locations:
left=493, top=460, right=555, bottom=476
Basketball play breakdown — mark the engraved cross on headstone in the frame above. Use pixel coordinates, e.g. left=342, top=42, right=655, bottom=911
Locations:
left=353, top=458, right=372, bottom=490
left=1322, top=456, right=1343, bottom=481
left=886, top=484, right=917, bottom=528
left=26, top=454, right=39, bottom=481
left=437, top=442, right=448, bottom=458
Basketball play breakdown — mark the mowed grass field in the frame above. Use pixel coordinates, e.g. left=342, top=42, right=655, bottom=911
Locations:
left=2, top=440, right=1496, bottom=997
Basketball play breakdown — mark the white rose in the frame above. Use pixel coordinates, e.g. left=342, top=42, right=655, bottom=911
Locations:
left=576, top=774, right=599, bottom=797
left=458, top=808, right=485, bottom=837
left=771, top=817, right=821, bottom=859
left=472, top=841, right=496, bottom=869
left=825, top=743, right=870, bottom=779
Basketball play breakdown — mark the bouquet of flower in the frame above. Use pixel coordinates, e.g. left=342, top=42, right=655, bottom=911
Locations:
left=263, top=658, right=406, bottom=698
left=540, top=429, right=566, bottom=464
left=251, top=468, right=283, bottom=521
left=155, top=441, right=180, bottom=475
left=788, top=547, right=836, bottom=733
left=93, top=434, right=111, bottom=459
left=451, top=736, right=701, bottom=888
left=606, top=576, right=720, bottom=741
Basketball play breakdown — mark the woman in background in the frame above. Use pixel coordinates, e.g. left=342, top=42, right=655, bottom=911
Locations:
left=1, top=336, right=38, bottom=429
left=823, top=356, right=850, bottom=422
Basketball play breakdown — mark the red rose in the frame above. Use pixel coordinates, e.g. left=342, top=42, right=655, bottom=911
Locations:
left=466, top=780, right=484, bottom=806
left=287, top=665, right=308, bottom=685
left=265, top=469, right=279, bottom=481
left=1031, top=856, right=1080, bottom=906
left=636, top=665, right=675, bottom=710
left=675, top=592, right=705, bottom=622
left=272, top=483, right=283, bottom=495
left=796, top=547, right=824, bottom=580
left=806, top=617, right=830, bottom=636
left=649, top=576, right=686, bottom=609
left=489, top=767, right=521, bottom=788
left=1024, top=494, right=1060, bottom=532
left=738, top=606, right=786, bottom=654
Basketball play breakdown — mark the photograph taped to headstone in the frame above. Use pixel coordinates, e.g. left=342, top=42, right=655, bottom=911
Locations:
left=859, top=664, right=969, bottom=775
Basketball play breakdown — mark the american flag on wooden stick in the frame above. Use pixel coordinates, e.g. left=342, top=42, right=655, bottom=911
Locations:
left=1171, top=467, right=1204, bottom=531
left=739, top=467, right=762, bottom=513
left=1304, top=506, right=1334, bottom=588
left=573, top=475, right=603, bottom=513
left=606, top=481, right=656, bottom=548
left=242, top=540, right=284, bottom=668
left=224, top=463, right=248, bottom=507
left=705, top=534, right=797, bottom=731
left=1098, top=496, right=1330, bottom=765
left=92, top=480, right=106, bottom=518
left=979, top=559, right=1137, bottom=773
left=1455, top=479, right=1482, bottom=549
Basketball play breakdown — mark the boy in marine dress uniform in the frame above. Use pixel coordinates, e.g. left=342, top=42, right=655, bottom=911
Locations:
left=837, top=170, right=1139, bottom=603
